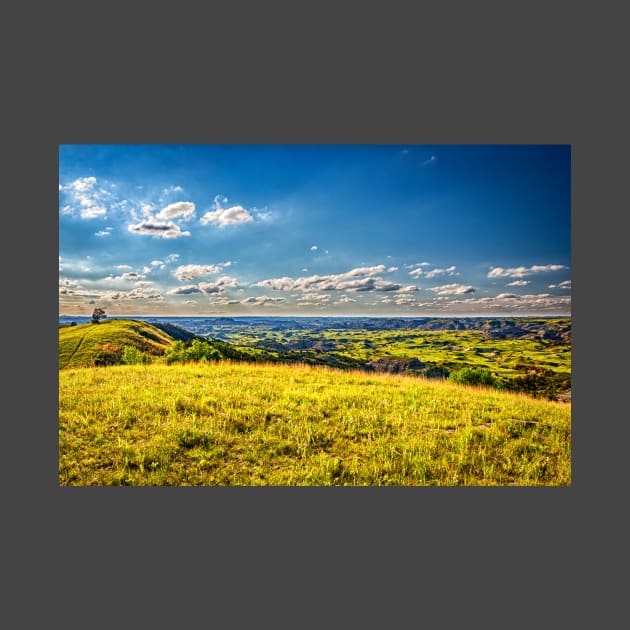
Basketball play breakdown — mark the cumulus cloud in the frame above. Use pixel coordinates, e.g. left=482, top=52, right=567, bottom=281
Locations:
left=387, top=266, right=398, bottom=272
left=427, top=283, right=476, bottom=296
left=399, top=285, right=419, bottom=292
left=127, top=287, right=164, bottom=300
left=61, top=176, right=110, bottom=219
left=254, top=265, right=396, bottom=293
left=310, top=245, right=318, bottom=251
left=66, top=177, right=96, bottom=193
left=198, top=276, right=239, bottom=294
left=150, top=260, right=163, bottom=266
left=394, top=295, right=418, bottom=305
left=95, top=227, right=112, bottom=237
left=488, top=264, right=568, bottom=279
left=549, top=280, right=572, bottom=289
left=81, top=205, right=107, bottom=218
left=337, top=277, right=402, bottom=292
left=424, top=265, right=458, bottom=279
left=174, top=264, right=222, bottom=281
left=335, top=296, right=356, bottom=304
left=165, top=253, right=180, bottom=263
left=506, top=280, right=531, bottom=287
left=156, top=201, right=196, bottom=221
left=128, top=220, right=190, bottom=239
left=297, top=293, right=331, bottom=303
left=168, top=285, right=202, bottom=295
left=241, top=296, right=286, bottom=305
left=116, top=272, right=144, bottom=281
left=115, top=264, right=132, bottom=270
left=200, top=205, right=253, bottom=227
left=495, top=293, right=519, bottom=299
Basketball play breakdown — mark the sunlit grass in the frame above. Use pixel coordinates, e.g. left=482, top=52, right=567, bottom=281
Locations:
left=59, top=361, right=571, bottom=486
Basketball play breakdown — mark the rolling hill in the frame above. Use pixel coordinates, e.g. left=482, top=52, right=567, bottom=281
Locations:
left=58, top=319, right=176, bottom=369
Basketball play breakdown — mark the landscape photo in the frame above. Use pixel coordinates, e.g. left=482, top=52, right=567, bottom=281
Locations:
left=58, top=144, right=571, bottom=486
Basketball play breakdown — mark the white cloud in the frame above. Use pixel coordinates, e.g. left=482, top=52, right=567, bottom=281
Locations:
left=174, top=264, right=222, bottom=282
left=335, top=296, right=356, bottom=304
left=61, top=176, right=111, bottom=219
left=95, top=227, right=112, bottom=237
left=488, top=264, right=568, bottom=279
left=162, top=185, right=184, bottom=195
left=241, top=296, right=286, bottom=305
left=399, top=285, right=418, bottom=292
left=421, top=156, right=436, bottom=166
left=387, top=266, right=398, bottom=272
left=506, top=280, right=531, bottom=287
left=408, top=268, right=424, bottom=278
left=297, top=293, right=331, bottom=303
left=150, top=260, right=163, bottom=266
left=109, top=271, right=146, bottom=282
left=184, top=300, right=197, bottom=304
left=254, top=265, right=394, bottom=293
left=495, top=293, right=519, bottom=299
left=81, top=205, right=107, bottom=219
left=200, top=205, right=253, bottom=227
left=115, top=264, right=132, bottom=270
left=198, top=276, right=239, bottom=294
left=310, top=245, right=318, bottom=251
left=128, top=220, right=190, bottom=239
left=549, top=280, right=572, bottom=289
left=424, top=265, right=458, bottom=279
left=394, top=295, right=418, bottom=305
left=156, top=201, right=196, bottom=221
left=168, top=285, right=201, bottom=295
left=337, top=277, right=402, bottom=292
left=66, top=176, right=96, bottom=194
left=427, top=284, right=476, bottom=296
left=165, top=253, right=180, bottom=264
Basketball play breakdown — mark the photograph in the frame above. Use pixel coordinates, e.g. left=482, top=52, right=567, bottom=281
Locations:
left=58, top=144, right=571, bottom=486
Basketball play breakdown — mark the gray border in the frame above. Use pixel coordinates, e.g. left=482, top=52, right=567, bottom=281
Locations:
left=6, top=1, right=621, bottom=627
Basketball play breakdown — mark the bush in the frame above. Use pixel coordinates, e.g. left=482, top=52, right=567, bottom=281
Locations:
left=122, top=345, right=151, bottom=365
left=165, top=339, right=222, bottom=364
left=448, top=367, right=501, bottom=388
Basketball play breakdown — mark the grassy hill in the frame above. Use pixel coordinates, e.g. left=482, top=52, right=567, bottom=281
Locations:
left=59, top=362, right=571, bottom=486
left=58, top=319, right=175, bottom=369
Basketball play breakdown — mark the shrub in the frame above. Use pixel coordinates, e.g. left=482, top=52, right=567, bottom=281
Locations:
left=122, top=345, right=151, bottom=365
left=165, top=339, right=222, bottom=364
left=448, top=367, right=500, bottom=388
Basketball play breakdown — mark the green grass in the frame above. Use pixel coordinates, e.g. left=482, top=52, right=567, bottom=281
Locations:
left=58, top=319, right=174, bottom=369
left=59, top=361, right=571, bottom=486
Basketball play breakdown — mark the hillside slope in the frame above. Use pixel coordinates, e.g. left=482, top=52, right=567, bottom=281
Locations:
left=59, top=319, right=175, bottom=369
left=59, top=362, right=571, bottom=486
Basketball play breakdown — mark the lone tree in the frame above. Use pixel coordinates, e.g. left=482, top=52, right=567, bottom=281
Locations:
left=91, top=308, right=107, bottom=324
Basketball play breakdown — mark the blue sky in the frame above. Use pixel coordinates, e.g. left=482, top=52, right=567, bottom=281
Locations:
left=59, top=144, right=571, bottom=317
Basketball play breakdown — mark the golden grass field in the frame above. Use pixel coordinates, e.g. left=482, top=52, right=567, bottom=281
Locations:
left=59, top=361, right=571, bottom=486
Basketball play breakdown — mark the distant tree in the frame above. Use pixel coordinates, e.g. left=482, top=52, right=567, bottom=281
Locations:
left=91, top=308, right=107, bottom=324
